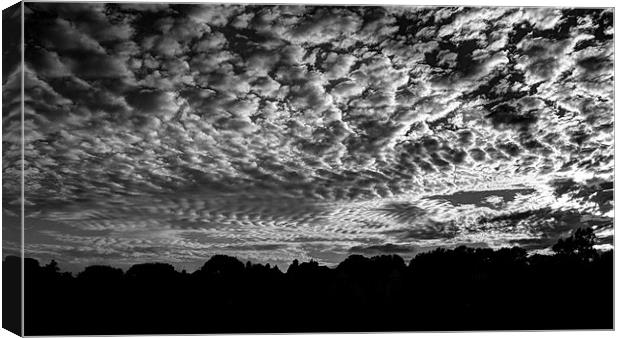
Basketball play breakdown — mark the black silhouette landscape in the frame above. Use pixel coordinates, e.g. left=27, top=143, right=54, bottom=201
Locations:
left=3, top=228, right=613, bottom=335
left=2, top=3, right=614, bottom=335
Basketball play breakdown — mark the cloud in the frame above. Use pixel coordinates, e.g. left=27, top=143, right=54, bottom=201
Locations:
left=426, top=188, right=536, bottom=209
left=287, top=7, right=362, bottom=45
left=549, top=178, right=613, bottom=214
left=521, top=8, right=563, bottom=30
left=225, top=244, right=287, bottom=251
left=349, top=243, right=416, bottom=255
left=485, top=207, right=615, bottom=250
left=10, top=4, right=614, bottom=268
left=516, top=36, right=575, bottom=84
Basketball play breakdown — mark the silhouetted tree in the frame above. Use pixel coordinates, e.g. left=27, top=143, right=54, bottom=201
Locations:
left=287, top=259, right=299, bottom=274
left=197, top=255, right=244, bottom=276
left=552, top=227, right=597, bottom=260
left=43, top=260, right=59, bottom=274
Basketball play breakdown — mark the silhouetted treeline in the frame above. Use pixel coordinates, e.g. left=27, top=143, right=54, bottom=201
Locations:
left=3, top=228, right=613, bottom=335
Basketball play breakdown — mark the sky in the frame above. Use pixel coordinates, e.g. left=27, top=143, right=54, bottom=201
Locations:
left=2, top=4, right=614, bottom=271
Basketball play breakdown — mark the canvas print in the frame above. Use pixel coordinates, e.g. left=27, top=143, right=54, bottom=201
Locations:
left=2, top=3, right=614, bottom=335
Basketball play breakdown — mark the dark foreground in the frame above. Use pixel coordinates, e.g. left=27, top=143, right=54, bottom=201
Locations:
left=3, top=228, right=614, bottom=335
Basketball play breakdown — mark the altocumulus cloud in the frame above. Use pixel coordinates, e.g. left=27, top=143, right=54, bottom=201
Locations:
left=2, top=5, right=613, bottom=269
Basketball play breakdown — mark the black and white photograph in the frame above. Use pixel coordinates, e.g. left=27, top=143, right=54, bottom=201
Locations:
left=1, top=2, right=615, bottom=335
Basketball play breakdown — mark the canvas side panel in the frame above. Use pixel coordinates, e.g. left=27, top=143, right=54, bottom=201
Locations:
left=2, top=1, right=23, bottom=336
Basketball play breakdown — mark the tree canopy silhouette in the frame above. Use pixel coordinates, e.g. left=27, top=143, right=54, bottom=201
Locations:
left=552, top=227, right=597, bottom=260
left=3, top=227, right=612, bottom=335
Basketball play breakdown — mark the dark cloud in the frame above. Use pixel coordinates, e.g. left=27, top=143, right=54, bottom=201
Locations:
left=377, top=202, right=427, bottom=224
left=349, top=243, right=416, bottom=255
left=550, top=178, right=613, bottom=214
left=225, top=244, right=287, bottom=251
left=382, top=222, right=458, bottom=240
left=479, top=207, right=612, bottom=244
left=425, top=188, right=536, bottom=209
left=2, top=3, right=21, bottom=82
left=486, top=102, right=538, bottom=131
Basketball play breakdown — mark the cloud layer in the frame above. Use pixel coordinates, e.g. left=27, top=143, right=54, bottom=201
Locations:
left=2, top=5, right=613, bottom=269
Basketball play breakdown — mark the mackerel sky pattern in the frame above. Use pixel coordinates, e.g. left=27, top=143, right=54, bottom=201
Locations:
left=2, top=4, right=613, bottom=270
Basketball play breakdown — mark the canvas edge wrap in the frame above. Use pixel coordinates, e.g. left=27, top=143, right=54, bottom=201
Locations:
left=2, top=1, right=24, bottom=336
